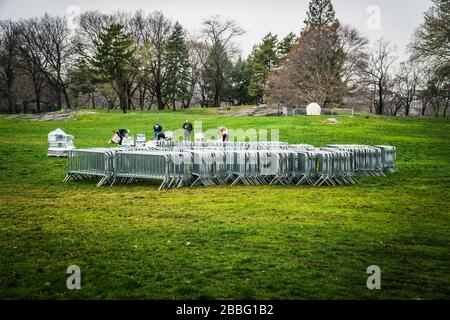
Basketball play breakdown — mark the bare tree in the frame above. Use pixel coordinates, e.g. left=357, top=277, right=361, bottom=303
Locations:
left=365, top=38, right=396, bottom=115
left=189, top=39, right=210, bottom=107
left=396, top=62, right=420, bottom=116
left=267, top=23, right=367, bottom=109
left=200, top=16, right=244, bottom=107
left=97, top=83, right=118, bottom=111
left=78, top=10, right=142, bottom=111
left=13, top=73, right=36, bottom=113
left=78, top=10, right=133, bottom=53
left=0, top=20, right=20, bottom=113
left=433, top=70, right=450, bottom=117
left=17, top=18, right=49, bottom=113
left=38, top=15, right=76, bottom=109
left=77, top=10, right=170, bottom=111
left=143, top=11, right=172, bottom=110
left=129, top=10, right=152, bottom=110
left=388, top=75, right=404, bottom=116
left=338, top=24, right=369, bottom=93
left=19, top=15, right=75, bottom=110
left=183, top=38, right=203, bottom=108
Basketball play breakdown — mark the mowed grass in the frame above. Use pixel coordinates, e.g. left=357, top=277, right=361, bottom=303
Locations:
left=0, top=109, right=449, bottom=300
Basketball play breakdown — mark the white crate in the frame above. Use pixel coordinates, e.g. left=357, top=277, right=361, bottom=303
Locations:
left=48, top=128, right=75, bottom=157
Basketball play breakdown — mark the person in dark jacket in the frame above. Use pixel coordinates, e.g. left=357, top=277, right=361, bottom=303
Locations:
left=156, top=131, right=166, bottom=140
left=153, top=121, right=163, bottom=141
left=182, top=120, right=193, bottom=141
left=109, top=129, right=128, bottom=145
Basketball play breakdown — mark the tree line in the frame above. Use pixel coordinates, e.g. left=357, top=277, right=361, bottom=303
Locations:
left=0, top=0, right=448, bottom=116
left=266, top=0, right=449, bottom=117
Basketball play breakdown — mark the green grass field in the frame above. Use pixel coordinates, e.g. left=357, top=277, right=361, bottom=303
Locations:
left=0, top=109, right=449, bottom=299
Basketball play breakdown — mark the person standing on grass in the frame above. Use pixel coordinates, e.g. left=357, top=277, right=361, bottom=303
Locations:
left=220, top=127, right=230, bottom=142
left=153, top=121, right=163, bottom=141
left=182, top=120, right=193, bottom=141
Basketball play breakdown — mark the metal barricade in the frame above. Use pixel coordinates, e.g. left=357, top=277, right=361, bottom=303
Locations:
left=375, top=145, right=398, bottom=173
left=64, top=148, right=119, bottom=187
left=64, top=142, right=398, bottom=189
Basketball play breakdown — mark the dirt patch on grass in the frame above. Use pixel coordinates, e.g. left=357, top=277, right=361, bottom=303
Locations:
left=4, top=111, right=97, bottom=121
left=218, top=104, right=281, bottom=117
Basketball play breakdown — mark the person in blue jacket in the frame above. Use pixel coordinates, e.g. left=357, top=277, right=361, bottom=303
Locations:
left=153, top=121, right=163, bottom=141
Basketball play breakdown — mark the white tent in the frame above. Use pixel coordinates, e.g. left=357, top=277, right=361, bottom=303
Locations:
left=306, top=103, right=322, bottom=116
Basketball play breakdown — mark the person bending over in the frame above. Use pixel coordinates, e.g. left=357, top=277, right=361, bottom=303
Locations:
left=109, top=129, right=128, bottom=145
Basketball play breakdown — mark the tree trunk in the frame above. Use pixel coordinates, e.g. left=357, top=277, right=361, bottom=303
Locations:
left=128, top=96, right=134, bottom=110
left=369, top=85, right=374, bottom=113
left=7, top=91, right=14, bottom=114
left=120, top=95, right=127, bottom=113
left=126, top=85, right=134, bottom=110
left=35, top=88, right=41, bottom=113
left=214, top=82, right=220, bottom=107
left=433, top=99, right=440, bottom=117
left=405, top=93, right=413, bottom=116
left=56, top=85, right=63, bottom=110
left=421, top=98, right=427, bottom=116
left=63, top=87, right=71, bottom=109
left=7, top=80, right=15, bottom=113
left=377, top=81, right=383, bottom=115
left=443, top=97, right=449, bottom=118
left=139, top=85, right=145, bottom=111
left=155, top=81, right=165, bottom=110
left=184, top=82, right=195, bottom=109
left=91, top=93, right=96, bottom=109
left=5, top=64, right=15, bottom=113
left=200, top=88, right=206, bottom=108
left=73, top=93, right=78, bottom=109
left=116, top=87, right=127, bottom=113
left=22, top=100, right=28, bottom=114
left=392, top=104, right=398, bottom=116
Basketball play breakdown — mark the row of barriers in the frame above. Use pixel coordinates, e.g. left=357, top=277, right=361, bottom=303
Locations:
left=64, top=142, right=398, bottom=189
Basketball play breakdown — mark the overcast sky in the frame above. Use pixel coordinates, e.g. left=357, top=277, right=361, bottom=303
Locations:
left=0, top=0, right=432, bottom=60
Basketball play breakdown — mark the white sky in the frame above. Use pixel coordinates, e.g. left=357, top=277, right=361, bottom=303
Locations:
left=0, top=0, right=432, bottom=60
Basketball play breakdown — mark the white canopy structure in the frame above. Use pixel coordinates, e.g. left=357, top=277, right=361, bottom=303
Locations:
left=306, top=103, right=322, bottom=116
left=48, top=128, right=75, bottom=157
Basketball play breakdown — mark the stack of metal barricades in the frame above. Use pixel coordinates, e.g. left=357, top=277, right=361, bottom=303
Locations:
left=64, top=141, right=398, bottom=189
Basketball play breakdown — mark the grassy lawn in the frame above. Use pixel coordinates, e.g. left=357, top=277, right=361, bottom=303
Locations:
left=0, top=109, right=449, bottom=299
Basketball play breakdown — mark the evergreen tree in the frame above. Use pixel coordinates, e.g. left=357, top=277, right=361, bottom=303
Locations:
left=70, top=61, right=96, bottom=108
left=70, top=44, right=96, bottom=108
left=91, top=23, right=136, bottom=113
left=277, top=32, right=297, bottom=59
left=303, top=0, right=338, bottom=32
left=227, top=57, right=252, bottom=105
left=248, top=33, right=279, bottom=105
left=164, top=22, right=191, bottom=111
